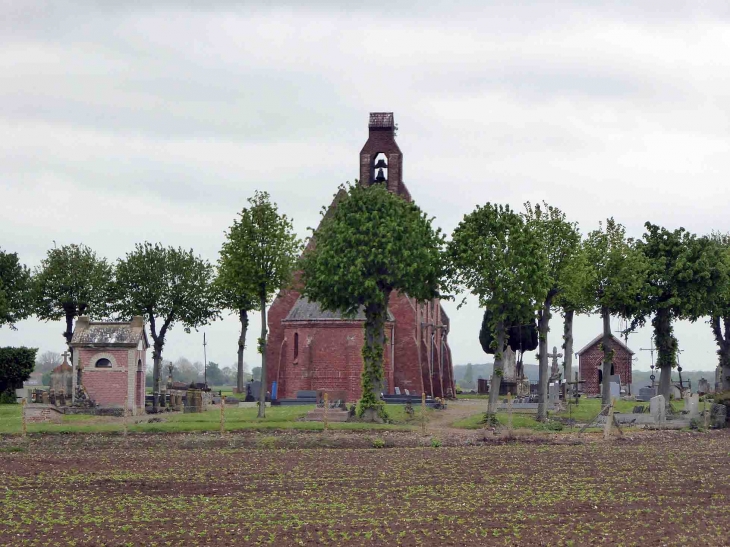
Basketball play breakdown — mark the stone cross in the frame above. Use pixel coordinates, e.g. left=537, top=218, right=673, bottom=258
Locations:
left=61, top=350, right=70, bottom=363
left=547, top=346, right=562, bottom=378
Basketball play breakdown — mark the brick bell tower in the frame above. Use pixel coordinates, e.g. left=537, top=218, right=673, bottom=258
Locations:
left=359, top=112, right=408, bottom=199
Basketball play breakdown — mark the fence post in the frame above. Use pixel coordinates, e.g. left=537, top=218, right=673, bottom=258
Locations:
left=507, top=391, right=513, bottom=434
left=323, top=392, right=329, bottom=431
left=421, top=392, right=427, bottom=436
left=220, top=396, right=226, bottom=436
left=21, top=399, right=27, bottom=438
left=123, top=396, right=128, bottom=437
left=604, top=398, right=615, bottom=440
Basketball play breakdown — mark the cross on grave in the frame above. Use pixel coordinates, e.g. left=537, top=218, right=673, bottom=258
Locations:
left=61, top=350, right=70, bottom=362
left=547, top=346, right=562, bottom=379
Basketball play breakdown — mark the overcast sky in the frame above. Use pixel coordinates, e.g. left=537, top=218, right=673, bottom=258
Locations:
left=2, top=1, right=728, bottom=376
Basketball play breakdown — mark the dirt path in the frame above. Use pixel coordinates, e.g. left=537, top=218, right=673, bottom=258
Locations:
left=426, top=399, right=485, bottom=434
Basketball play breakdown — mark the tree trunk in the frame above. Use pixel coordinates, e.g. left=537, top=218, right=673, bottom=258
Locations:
left=64, top=312, right=75, bottom=364
left=601, top=306, right=612, bottom=407
left=536, top=298, right=551, bottom=422
left=487, top=321, right=505, bottom=416
left=257, top=298, right=268, bottom=418
left=711, top=315, right=730, bottom=392
left=237, top=309, right=249, bottom=394
left=653, top=308, right=677, bottom=400
left=563, top=308, right=574, bottom=384
left=361, top=297, right=389, bottom=422
left=152, top=342, right=163, bottom=413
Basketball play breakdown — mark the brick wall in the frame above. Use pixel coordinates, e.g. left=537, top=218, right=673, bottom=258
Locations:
left=78, top=348, right=131, bottom=408
left=579, top=341, right=633, bottom=395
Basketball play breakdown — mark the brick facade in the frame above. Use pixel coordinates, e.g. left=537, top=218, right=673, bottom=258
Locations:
left=578, top=334, right=633, bottom=395
left=266, top=113, right=454, bottom=402
left=71, top=316, right=148, bottom=415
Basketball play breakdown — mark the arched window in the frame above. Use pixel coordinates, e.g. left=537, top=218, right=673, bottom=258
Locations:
left=294, top=333, right=299, bottom=359
left=95, top=358, right=112, bottom=368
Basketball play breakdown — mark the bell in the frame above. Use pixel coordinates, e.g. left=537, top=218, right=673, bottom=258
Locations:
left=374, top=159, right=388, bottom=169
left=375, top=168, right=386, bottom=182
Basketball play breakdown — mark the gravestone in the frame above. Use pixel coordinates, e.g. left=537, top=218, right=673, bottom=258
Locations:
left=697, top=377, right=710, bottom=395
left=185, top=389, right=204, bottom=413
left=637, top=386, right=656, bottom=402
left=547, top=346, right=563, bottom=381
left=394, top=387, right=401, bottom=395
left=548, top=382, right=559, bottom=406
left=650, top=395, right=666, bottom=424
left=710, top=403, right=727, bottom=429
left=685, top=393, right=700, bottom=419
left=404, top=389, right=410, bottom=396
left=502, top=347, right=517, bottom=382
left=610, top=382, right=621, bottom=399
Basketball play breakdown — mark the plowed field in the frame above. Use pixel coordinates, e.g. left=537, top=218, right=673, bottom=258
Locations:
left=1, top=432, right=729, bottom=546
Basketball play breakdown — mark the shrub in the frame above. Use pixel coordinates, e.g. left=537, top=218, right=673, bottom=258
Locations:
left=372, top=438, right=385, bottom=449
left=0, top=391, right=17, bottom=404
left=480, top=413, right=499, bottom=427
left=430, top=438, right=442, bottom=448
left=0, top=347, right=37, bottom=398
left=534, top=420, right=564, bottom=432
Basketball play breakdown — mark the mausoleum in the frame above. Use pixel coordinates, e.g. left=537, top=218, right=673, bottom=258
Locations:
left=70, top=316, right=148, bottom=415
left=577, top=333, right=633, bottom=396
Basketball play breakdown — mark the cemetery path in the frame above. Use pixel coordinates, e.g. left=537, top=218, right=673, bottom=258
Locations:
left=428, top=399, right=484, bottom=433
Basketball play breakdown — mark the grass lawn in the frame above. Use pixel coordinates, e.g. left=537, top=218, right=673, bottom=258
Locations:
left=452, top=397, right=687, bottom=431
left=0, top=403, right=421, bottom=436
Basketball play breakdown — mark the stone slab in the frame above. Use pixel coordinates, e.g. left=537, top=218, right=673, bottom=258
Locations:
left=238, top=402, right=271, bottom=408
left=650, top=395, right=666, bottom=424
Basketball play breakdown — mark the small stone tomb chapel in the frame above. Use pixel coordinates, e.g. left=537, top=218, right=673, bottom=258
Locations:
left=70, top=316, right=148, bottom=415
left=577, top=333, right=633, bottom=396
left=49, top=352, right=73, bottom=405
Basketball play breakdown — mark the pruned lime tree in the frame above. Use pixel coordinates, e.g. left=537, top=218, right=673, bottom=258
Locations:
left=215, top=241, right=260, bottom=394
left=221, top=191, right=300, bottom=418
left=447, top=203, right=549, bottom=417
left=523, top=201, right=581, bottom=420
left=631, top=224, right=726, bottom=400
left=0, top=249, right=32, bottom=330
left=708, top=233, right=730, bottom=391
left=113, top=243, right=218, bottom=412
left=554, top=242, right=594, bottom=386
left=301, top=184, right=445, bottom=422
left=584, top=219, right=648, bottom=406
left=32, top=244, right=113, bottom=357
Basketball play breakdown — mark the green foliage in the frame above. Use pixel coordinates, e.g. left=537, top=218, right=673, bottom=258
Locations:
left=448, top=202, right=549, bottom=372
left=0, top=249, right=32, bottom=329
left=523, top=201, right=582, bottom=305
left=707, top=234, right=730, bottom=388
left=220, top=191, right=301, bottom=306
left=113, top=242, right=218, bottom=346
left=583, top=219, right=648, bottom=318
left=0, top=346, right=37, bottom=395
left=372, top=437, right=386, bottom=449
left=430, top=437, right=442, bottom=448
left=32, top=244, right=113, bottom=341
left=478, top=309, right=538, bottom=355
left=533, top=420, right=564, bottom=432
left=302, top=184, right=444, bottom=417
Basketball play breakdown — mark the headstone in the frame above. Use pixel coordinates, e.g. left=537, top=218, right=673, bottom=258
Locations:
left=697, top=377, right=710, bottom=395
left=502, top=347, right=517, bottom=382
left=404, top=389, right=410, bottom=396
left=684, top=393, right=700, bottom=419
left=547, top=346, right=563, bottom=381
left=394, top=387, right=401, bottom=395
left=548, top=382, right=559, bottom=405
left=637, top=386, right=656, bottom=402
left=650, top=395, right=666, bottom=424
left=610, top=382, right=621, bottom=399
left=710, top=403, right=727, bottom=429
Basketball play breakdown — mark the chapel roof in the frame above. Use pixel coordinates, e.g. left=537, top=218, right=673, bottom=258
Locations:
left=576, top=333, right=634, bottom=356
left=71, top=316, right=148, bottom=348
left=284, top=296, right=394, bottom=322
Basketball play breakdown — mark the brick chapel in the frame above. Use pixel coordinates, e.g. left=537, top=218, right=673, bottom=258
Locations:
left=266, top=113, right=455, bottom=402
left=577, top=333, right=634, bottom=396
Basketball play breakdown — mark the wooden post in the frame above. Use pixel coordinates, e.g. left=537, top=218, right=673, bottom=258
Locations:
left=323, top=392, right=329, bottom=431
left=507, top=391, right=513, bottom=434
left=21, top=399, right=27, bottom=438
left=421, top=392, right=427, bottom=436
left=123, top=396, right=128, bottom=437
left=604, top=398, right=615, bottom=440
left=220, top=397, right=225, bottom=436
left=704, top=397, right=708, bottom=430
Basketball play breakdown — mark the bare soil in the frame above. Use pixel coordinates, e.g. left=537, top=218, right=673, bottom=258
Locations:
left=1, top=430, right=729, bottom=545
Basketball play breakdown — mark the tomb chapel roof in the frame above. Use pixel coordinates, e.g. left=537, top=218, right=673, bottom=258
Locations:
left=71, top=316, right=148, bottom=348
left=284, top=296, right=394, bottom=322
left=576, top=333, right=634, bottom=356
